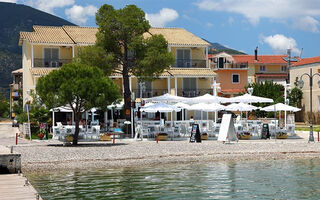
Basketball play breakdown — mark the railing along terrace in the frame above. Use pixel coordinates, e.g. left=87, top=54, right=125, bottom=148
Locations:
left=211, top=62, right=248, bottom=69
left=33, top=58, right=72, bottom=68
left=133, top=89, right=168, bottom=98
left=172, top=59, right=207, bottom=68
left=177, top=89, right=213, bottom=97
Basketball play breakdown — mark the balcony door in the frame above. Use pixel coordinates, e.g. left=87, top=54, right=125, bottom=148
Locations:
left=176, top=49, right=191, bottom=68
left=44, top=48, right=59, bottom=67
left=182, top=78, right=197, bottom=97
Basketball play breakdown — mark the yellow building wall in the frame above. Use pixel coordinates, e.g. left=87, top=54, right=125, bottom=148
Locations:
left=170, top=47, right=205, bottom=60
left=23, top=42, right=33, bottom=105
left=197, top=78, right=211, bottom=89
left=33, top=45, right=72, bottom=59
left=254, top=64, right=282, bottom=73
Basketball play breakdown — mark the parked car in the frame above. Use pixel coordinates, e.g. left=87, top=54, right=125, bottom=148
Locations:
left=12, top=117, right=18, bottom=127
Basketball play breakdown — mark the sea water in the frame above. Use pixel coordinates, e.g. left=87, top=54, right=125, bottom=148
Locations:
left=28, top=159, right=320, bottom=199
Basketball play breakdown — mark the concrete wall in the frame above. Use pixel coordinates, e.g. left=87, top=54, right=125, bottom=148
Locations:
left=290, top=63, right=320, bottom=114
left=216, top=70, right=248, bottom=92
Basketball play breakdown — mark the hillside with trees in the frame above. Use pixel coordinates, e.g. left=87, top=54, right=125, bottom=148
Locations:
left=0, top=2, right=75, bottom=96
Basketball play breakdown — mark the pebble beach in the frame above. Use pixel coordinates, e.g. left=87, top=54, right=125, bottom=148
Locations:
left=9, top=132, right=320, bottom=173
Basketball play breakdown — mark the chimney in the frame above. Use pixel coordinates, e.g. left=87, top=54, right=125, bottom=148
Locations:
left=254, top=47, right=258, bottom=61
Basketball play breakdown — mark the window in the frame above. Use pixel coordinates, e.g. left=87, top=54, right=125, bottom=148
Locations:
left=259, top=65, right=266, bottom=72
left=232, top=74, right=240, bottom=83
left=176, top=49, right=191, bottom=68
left=183, top=78, right=197, bottom=97
left=44, top=48, right=59, bottom=67
left=281, top=65, right=287, bottom=72
left=218, top=57, right=225, bottom=68
left=137, top=81, right=152, bottom=98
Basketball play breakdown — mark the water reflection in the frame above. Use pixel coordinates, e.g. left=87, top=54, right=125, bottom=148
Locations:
left=28, top=159, right=320, bottom=200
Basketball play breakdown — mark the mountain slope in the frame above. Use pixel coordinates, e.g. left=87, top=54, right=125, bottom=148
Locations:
left=202, top=39, right=246, bottom=55
left=0, top=2, right=75, bottom=96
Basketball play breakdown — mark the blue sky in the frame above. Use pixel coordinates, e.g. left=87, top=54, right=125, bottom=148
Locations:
left=4, top=0, right=320, bottom=57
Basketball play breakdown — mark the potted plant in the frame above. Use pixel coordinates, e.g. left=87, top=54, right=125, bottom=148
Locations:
left=37, top=123, right=46, bottom=140
left=158, top=133, right=168, bottom=141
left=276, top=131, right=287, bottom=139
left=238, top=132, right=251, bottom=140
left=65, top=134, right=74, bottom=142
left=100, top=133, right=111, bottom=141
left=201, top=133, right=208, bottom=140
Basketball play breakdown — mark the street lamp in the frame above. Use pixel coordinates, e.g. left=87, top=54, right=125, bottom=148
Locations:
left=213, top=79, right=221, bottom=123
left=139, top=81, right=145, bottom=122
left=299, top=68, right=320, bottom=142
left=283, top=83, right=291, bottom=130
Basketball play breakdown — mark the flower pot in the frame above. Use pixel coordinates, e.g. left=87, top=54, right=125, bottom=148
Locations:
left=239, top=134, right=251, bottom=140
left=276, top=134, right=287, bottom=139
left=201, top=134, right=208, bottom=140
left=37, top=133, right=44, bottom=140
left=158, top=133, right=168, bottom=141
left=100, top=134, right=111, bottom=141
left=65, top=135, right=73, bottom=142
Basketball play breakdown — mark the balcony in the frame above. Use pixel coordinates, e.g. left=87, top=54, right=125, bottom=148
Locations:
left=34, top=58, right=72, bottom=68
left=172, top=59, right=207, bottom=68
left=177, top=89, right=213, bottom=97
left=133, top=89, right=168, bottom=98
left=211, top=62, right=248, bottom=70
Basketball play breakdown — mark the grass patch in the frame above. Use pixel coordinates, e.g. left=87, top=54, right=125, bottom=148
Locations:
left=25, top=133, right=52, bottom=140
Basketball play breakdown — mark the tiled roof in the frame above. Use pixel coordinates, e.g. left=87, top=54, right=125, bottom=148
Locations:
left=19, top=26, right=208, bottom=47
left=144, top=28, right=209, bottom=46
left=209, top=54, right=288, bottom=64
left=63, top=26, right=98, bottom=45
left=291, top=56, right=320, bottom=67
left=11, top=68, right=23, bottom=74
left=30, top=68, right=57, bottom=76
left=19, top=26, right=75, bottom=45
left=162, top=68, right=216, bottom=77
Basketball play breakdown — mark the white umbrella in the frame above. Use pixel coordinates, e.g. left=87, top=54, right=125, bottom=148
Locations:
left=261, top=103, right=301, bottom=112
left=227, top=93, right=273, bottom=103
left=225, top=103, right=258, bottom=122
left=107, top=102, right=124, bottom=110
left=186, top=93, right=228, bottom=104
left=207, top=103, right=226, bottom=112
left=141, top=102, right=181, bottom=113
left=145, top=93, right=187, bottom=103
left=261, top=103, right=301, bottom=131
left=142, top=102, right=155, bottom=108
left=225, top=103, right=258, bottom=112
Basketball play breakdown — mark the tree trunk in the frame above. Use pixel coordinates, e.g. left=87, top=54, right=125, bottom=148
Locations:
left=73, top=113, right=80, bottom=145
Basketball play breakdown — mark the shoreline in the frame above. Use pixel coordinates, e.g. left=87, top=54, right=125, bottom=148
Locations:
left=12, top=134, right=320, bottom=173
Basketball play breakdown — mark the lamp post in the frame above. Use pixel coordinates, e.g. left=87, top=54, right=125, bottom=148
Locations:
left=299, top=68, right=320, bottom=142
left=213, top=79, right=221, bottom=123
left=139, top=81, right=145, bottom=122
left=283, top=83, right=291, bottom=130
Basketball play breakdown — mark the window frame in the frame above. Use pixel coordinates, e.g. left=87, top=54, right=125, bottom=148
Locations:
left=259, top=65, right=266, bottom=72
left=232, top=73, right=240, bottom=84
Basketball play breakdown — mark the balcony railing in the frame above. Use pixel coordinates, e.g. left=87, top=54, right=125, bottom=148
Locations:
left=172, top=59, right=207, bottom=68
left=34, top=58, right=72, bottom=68
left=211, top=62, right=248, bottom=70
left=177, top=89, right=213, bottom=97
left=133, top=89, right=168, bottom=98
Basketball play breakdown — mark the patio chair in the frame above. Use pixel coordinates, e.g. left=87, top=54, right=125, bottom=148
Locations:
left=286, top=124, right=295, bottom=136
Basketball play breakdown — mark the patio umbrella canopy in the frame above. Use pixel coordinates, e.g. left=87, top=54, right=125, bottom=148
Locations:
left=225, top=103, right=258, bottom=112
left=227, top=93, right=274, bottom=104
left=261, top=103, right=301, bottom=112
left=186, top=93, right=229, bottom=104
left=173, top=102, right=191, bottom=109
left=140, top=102, right=181, bottom=113
left=145, top=93, right=187, bottom=103
left=107, top=102, right=124, bottom=110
